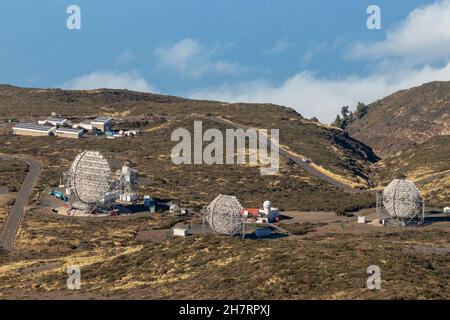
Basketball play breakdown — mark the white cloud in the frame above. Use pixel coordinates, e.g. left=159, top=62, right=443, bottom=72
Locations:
left=350, top=0, right=450, bottom=64
left=155, top=38, right=247, bottom=78
left=62, top=71, right=155, bottom=92
left=189, top=1, right=450, bottom=123
left=190, top=62, right=450, bottom=124
left=156, top=38, right=201, bottom=74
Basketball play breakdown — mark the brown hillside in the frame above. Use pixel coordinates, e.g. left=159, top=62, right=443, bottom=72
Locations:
left=346, top=81, right=450, bottom=157
left=0, top=84, right=378, bottom=191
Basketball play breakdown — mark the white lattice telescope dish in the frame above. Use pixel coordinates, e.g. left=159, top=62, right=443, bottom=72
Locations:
left=69, top=151, right=113, bottom=207
left=377, top=179, right=425, bottom=226
left=205, top=194, right=244, bottom=236
left=383, top=179, right=422, bottom=218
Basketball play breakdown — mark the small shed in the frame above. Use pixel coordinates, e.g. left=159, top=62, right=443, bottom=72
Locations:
left=173, top=227, right=190, bottom=237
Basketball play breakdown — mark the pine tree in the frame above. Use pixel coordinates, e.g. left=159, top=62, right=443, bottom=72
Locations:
left=355, top=102, right=368, bottom=119
left=332, top=115, right=343, bottom=128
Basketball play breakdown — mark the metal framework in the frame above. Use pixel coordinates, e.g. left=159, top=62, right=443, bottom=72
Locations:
left=203, top=194, right=245, bottom=237
left=114, top=165, right=138, bottom=194
left=376, top=179, right=425, bottom=226
left=65, top=150, right=140, bottom=214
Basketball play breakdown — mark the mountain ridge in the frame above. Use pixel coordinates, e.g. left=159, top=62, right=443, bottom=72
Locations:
left=346, top=81, right=450, bottom=157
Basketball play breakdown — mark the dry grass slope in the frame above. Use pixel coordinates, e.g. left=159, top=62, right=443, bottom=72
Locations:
left=0, top=158, right=28, bottom=192
left=0, top=206, right=449, bottom=299
left=373, top=135, right=450, bottom=206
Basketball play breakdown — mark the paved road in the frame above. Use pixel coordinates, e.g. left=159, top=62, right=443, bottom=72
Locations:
left=415, top=170, right=450, bottom=186
left=0, top=155, right=42, bottom=251
left=199, top=115, right=361, bottom=193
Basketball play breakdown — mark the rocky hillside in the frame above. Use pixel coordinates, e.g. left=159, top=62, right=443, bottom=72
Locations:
left=0, top=84, right=379, bottom=189
left=346, top=81, right=450, bottom=157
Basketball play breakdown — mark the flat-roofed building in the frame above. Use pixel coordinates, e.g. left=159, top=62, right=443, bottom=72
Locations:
left=92, top=116, right=113, bottom=132
left=55, top=127, right=84, bottom=139
left=38, top=117, right=69, bottom=127
left=13, top=123, right=55, bottom=137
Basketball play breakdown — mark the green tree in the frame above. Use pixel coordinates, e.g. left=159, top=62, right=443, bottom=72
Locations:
left=341, top=106, right=350, bottom=119
left=340, top=106, right=352, bottom=129
left=355, top=102, right=368, bottom=119
left=332, top=115, right=343, bottom=128
left=332, top=105, right=360, bottom=129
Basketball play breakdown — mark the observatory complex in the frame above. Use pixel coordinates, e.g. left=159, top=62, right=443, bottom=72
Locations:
left=242, top=200, right=280, bottom=224
left=63, top=150, right=138, bottom=214
left=203, top=195, right=281, bottom=238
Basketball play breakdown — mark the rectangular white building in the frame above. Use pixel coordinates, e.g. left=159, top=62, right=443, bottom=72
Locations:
left=173, top=227, right=189, bottom=237
left=55, top=127, right=84, bottom=139
left=119, top=192, right=138, bottom=203
left=13, top=123, right=55, bottom=137
left=92, top=116, right=113, bottom=132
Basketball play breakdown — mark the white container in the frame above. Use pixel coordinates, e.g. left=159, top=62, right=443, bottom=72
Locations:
left=120, top=192, right=137, bottom=203
left=357, top=216, right=366, bottom=224
left=444, top=207, right=450, bottom=214
left=173, top=228, right=189, bottom=237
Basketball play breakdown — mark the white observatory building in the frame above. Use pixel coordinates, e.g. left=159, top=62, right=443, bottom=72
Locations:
left=262, top=200, right=279, bottom=223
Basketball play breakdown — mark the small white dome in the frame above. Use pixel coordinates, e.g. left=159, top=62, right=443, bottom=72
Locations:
left=263, top=200, right=272, bottom=209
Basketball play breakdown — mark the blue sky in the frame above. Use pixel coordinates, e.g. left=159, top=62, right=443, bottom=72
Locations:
left=1, top=0, right=450, bottom=122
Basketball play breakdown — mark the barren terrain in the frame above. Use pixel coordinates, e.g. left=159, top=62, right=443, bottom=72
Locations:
left=0, top=205, right=448, bottom=299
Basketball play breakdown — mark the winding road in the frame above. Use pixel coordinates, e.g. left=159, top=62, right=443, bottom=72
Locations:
left=203, top=115, right=450, bottom=194
left=0, top=154, right=42, bottom=251
left=200, top=115, right=360, bottom=192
